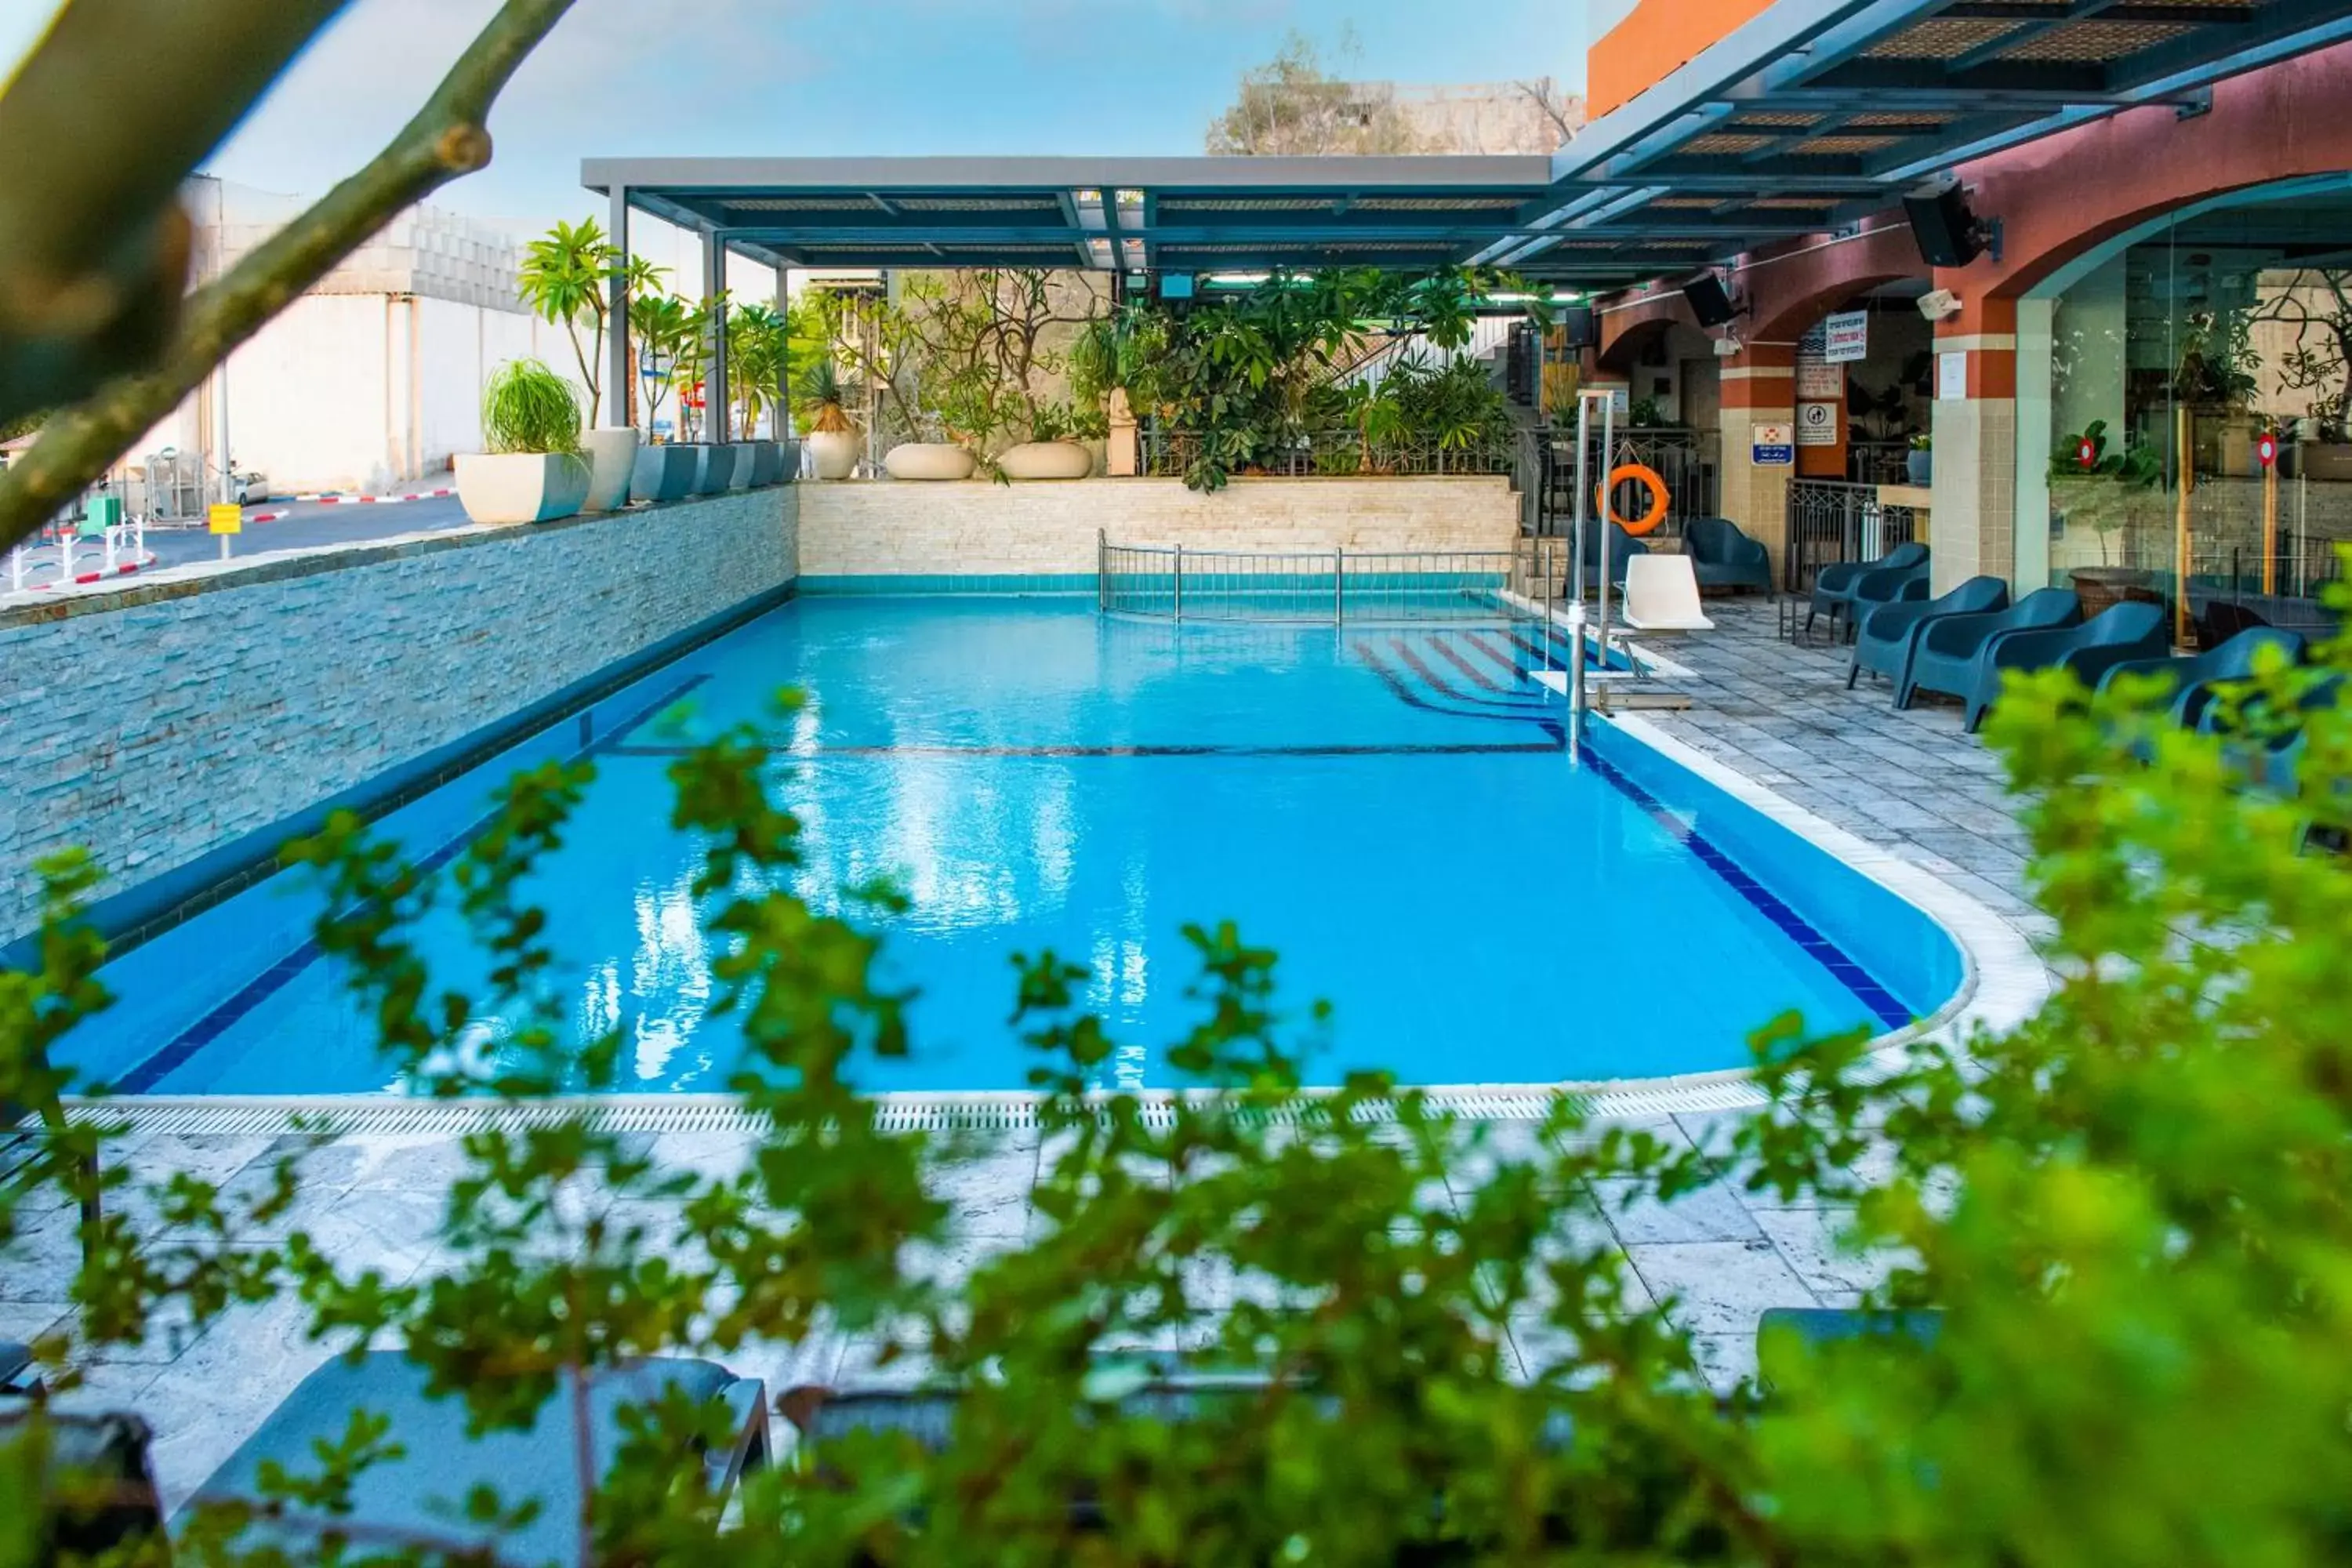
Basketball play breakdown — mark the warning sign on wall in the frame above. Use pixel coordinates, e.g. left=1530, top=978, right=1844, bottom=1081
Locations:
left=1796, top=401, right=1839, bottom=447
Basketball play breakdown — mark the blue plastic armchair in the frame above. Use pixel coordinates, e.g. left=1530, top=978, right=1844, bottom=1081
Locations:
left=1846, top=576, right=2009, bottom=696
left=1682, top=516, right=1773, bottom=596
left=1956, top=600, right=2168, bottom=731
left=1898, top=587, right=2083, bottom=723
left=1806, top=541, right=1928, bottom=641
left=191, top=1356, right=770, bottom=1565
left=1578, top=519, right=1651, bottom=591
left=2097, top=626, right=2307, bottom=731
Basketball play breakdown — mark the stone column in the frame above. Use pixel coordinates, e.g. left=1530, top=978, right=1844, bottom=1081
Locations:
left=1105, top=387, right=1138, bottom=477
left=1717, top=343, right=1797, bottom=584
left=1928, top=305, right=2018, bottom=595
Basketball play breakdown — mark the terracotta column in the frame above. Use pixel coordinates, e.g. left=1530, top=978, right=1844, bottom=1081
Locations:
left=1927, top=299, right=2019, bottom=595
left=1716, top=342, right=1797, bottom=582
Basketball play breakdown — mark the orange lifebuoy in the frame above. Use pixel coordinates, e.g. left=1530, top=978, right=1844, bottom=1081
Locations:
left=1597, top=463, right=1670, bottom=535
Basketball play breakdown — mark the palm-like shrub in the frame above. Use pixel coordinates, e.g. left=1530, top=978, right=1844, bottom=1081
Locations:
left=480, top=358, right=583, bottom=456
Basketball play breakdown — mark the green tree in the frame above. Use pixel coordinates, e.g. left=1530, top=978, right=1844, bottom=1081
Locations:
left=0, top=0, right=582, bottom=552
left=1205, top=29, right=1427, bottom=156
left=517, top=217, right=617, bottom=427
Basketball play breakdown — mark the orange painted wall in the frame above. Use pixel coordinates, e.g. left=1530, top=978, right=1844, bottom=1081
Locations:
left=1588, top=0, right=1774, bottom=118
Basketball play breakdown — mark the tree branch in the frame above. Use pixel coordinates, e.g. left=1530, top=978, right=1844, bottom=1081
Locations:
left=0, top=0, right=354, bottom=423
left=0, top=0, right=579, bottom=553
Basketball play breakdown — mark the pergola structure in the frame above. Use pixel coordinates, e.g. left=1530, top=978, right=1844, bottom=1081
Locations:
left=585, top=0, right=2352, bottom=440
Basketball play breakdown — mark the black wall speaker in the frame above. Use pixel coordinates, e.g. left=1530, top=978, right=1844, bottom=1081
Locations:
left=1681, top=273, right=1737, bottom=328
left=1559, top=304, right=1598, bottom=349
left=1905, top=185, right=1986, bottom=268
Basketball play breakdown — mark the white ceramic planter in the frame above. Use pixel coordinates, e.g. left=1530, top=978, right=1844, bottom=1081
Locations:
left=807, top=429, right=861, bottom=481
left=454, top=452, right=590, bottom=526
left=630, top=443, right=699, bottom=505
left=581, top=426, right=640, bottom=511
left=882, top=442, right=977, bottom=481
left=997, top=440, right=1093, bottom=481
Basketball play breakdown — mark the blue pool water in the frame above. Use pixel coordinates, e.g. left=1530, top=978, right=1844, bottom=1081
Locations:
left=70, top=597, right=1962, bottom=1096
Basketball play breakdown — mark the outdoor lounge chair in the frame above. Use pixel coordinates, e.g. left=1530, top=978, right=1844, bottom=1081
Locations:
left=2201, top=670, right=2345, bottom=800
left=1806, top=541, right=1928, bottom=641
left=1846, top=575, right=2009, bottom=697
left=1945, top=600, right=2169, bottom=733
left=2097, top=626, right=2307, bottom=731
left=1620, top=555, right=1715, bottom=632
left=1682, top=517, right=1773, bottom=596
left=1896, top=587, right=2085, bottom=727
left=1578, top=520, right=1650, bottom=592
left=189, top=1355, right=769, bottom=1564
left=1755, top=1308, right=1944, bottom=1391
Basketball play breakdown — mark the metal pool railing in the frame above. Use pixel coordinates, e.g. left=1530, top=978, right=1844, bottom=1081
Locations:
left=1097, top=535, right=1519, bottom=624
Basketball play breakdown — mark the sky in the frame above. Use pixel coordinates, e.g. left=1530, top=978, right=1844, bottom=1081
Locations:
left=0, top=0, right=1592, bottom=234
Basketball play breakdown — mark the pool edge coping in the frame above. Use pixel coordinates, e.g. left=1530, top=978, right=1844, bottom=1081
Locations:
left=68, top=711, right=2049, bottom=1134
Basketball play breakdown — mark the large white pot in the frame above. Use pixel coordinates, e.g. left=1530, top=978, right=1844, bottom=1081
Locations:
left=581, top=426, right=640, bottom=512
left=454, top=452, right=590, bottom=525
left=806, top=428, right=861, bottom=481
left=883, top=441, right=977, bottom=481
left=997, top=440, right=1094, bottom=481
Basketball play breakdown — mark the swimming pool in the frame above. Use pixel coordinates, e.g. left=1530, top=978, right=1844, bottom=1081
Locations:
left=66, top=596, right=1963, bottom=1097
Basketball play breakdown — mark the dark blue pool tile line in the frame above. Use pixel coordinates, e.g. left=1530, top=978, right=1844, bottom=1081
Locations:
left=114, top=673, right=713, bottom=1094
left=1576, top=741, right=1915, bottom=1033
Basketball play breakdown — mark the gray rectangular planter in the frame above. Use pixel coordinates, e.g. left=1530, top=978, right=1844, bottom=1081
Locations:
left=746, top=440, right=785, bottom=488
left=689, top=445, right=733, bottom=495
left=725, top=443, right=757, bottom=492
left=629, top=443, right=699, bottom=505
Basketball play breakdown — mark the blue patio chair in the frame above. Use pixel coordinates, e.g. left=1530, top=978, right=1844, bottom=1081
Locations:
left=1577, top=519, right=1650, bottom=591
left=2200, top=669, right=2344, bottom=800
left=1806, top=541, right=1928, bottom=641
left=1897, top=587, right=2084, bottom=725
left=1953, top=600, right=2169, bottom=733
left=1682, top=516, right=1773, bottom=596
left=2097, top=626, right=2307, bottom=731
left=1755, top=1308, right=1944, bottom=1391
left=1846, top=575, right=2009, bottom=697
left=191, top=1355, right=769, bottom=1565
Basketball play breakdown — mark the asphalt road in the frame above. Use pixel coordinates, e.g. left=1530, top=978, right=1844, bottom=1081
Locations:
left=140, top=495, right=474, bottom=569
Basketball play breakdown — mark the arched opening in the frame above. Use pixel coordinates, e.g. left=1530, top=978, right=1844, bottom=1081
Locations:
left=2013, top=173, right=2352, bottom=627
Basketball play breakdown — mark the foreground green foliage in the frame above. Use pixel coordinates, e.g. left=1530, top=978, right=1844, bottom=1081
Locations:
left=5, top=593, right=2352, bottom=1563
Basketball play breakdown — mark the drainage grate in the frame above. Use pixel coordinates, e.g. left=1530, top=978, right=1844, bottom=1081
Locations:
left=74, top=1076, right=1774, bottom=1140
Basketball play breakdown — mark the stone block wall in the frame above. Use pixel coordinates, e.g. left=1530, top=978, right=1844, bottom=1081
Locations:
left=798, top=476, right=1520, bottom=577
left=0, top=488, right=797, bottom=946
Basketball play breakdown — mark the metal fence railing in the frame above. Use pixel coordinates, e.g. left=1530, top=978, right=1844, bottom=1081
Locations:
left=1098, top=536, right=1519, bottom=624
left=1138, top=430, right=1519, bottom=481
left=1784, top=478, right=1924, bottom=594
left=1517, top=428, right=1718, bottom=543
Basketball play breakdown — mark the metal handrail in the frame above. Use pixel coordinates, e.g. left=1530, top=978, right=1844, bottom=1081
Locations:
left=1098, top=534, right=1522, bottom=626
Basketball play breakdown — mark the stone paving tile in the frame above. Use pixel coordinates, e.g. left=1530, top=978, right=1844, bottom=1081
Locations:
left=1622, top=1240, right=1820, bottom=1335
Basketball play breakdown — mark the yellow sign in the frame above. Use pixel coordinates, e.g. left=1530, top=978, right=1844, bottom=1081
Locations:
left=207, top=503, right=242, bottom=535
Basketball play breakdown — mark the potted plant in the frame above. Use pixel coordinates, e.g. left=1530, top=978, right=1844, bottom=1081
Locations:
left=456, top=358, right=591, bottom=525
left=1906, top=433, right=1933, bottom=486
left=2049, top=419, right=2165, bottom=613
left=997, top=400, right=1100, bottom=481
left=797, top=361, right=862, bottom=481
left=517, top=218, right=637, bottom=513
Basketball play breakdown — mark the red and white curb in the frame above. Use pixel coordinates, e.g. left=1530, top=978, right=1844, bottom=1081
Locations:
left=16, top=557, right=153, bottom=592
left=291, top=488, right=454, bottom=506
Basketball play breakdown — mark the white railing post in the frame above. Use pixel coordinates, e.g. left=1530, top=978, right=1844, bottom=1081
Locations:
left=57, top=532, right=74, bottom=587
